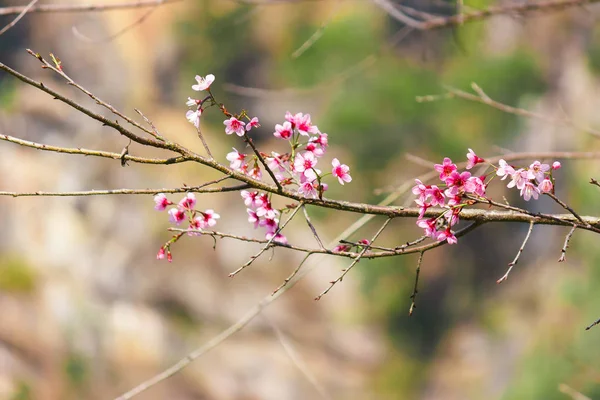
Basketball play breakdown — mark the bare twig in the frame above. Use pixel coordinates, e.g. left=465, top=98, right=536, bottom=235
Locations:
left=72, top=7, right=156, bottom=43
left=266, top=317, right=333, bottom=400
left=291, top=0, right=340, bottom=58
left=0, top=0, right=179, bottom=16
left=590, top=178, right=600, bottom=188
left=417, top=83, right=600, bottom=139
left=134, top=108, right=165, bottom=141
left=545, top=192, right=587, bottom=225
left=0, top=0, right=38, bottom=36
left=0, top=133, right=183, bottom=164
left=302, top=205, right=324, bottom=249
left=559, top=224, right=577, bottom=262
left=497, top=221, right=535, bottom=283
left=586, top=317, right=600, bottom=330
left=315, top=218, right=392, bottom=300
left=408, top=251, right=424, bottom=316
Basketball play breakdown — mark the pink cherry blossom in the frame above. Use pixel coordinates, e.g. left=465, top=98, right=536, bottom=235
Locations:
left=305, top=142, right=324, bottom=157
left=154, top=193, right=171, bottom=211
left=412, top=179, right=429, bottom=202
left=434, top=158, right=457, bottom=181
left=241, top=191, right=264, bottom=208
left=417, top=218, right=437, bottom=238
left=427, top=186, right=445, bottom=207
left=538, top=178, right=553, bottom=193
left=496, top=159, right=515, bottom=180
left=266, top=231, right=288, bottom=244
left=186, top=97, right=199, bottom=107
left=465, top=176, right=486, bottom=197
left=332, top=158, right=352, bottom=185
left=266, top=152, right=287, bottom=172
left=294, top=152, right=318, bottom=177
left=332, top=244, right=350, bottom=253
left=552, top=161, right=561, bottom=170
left=247, top=209, right=260, bottom=228
left=246, top=117, right=260, bottom=131
left=529, top=161, right=550, bottom=183
left=285, top=112, right=320, bottom=136
left=224, top=117, right=246, bottom=136
left=274, top=121, right=293, bottom=140
left=256, top=201, right=279, bottom=220
left=168, top=208, right=186, bottom=225
left=444, top=171, right=471, bottom=196
left=186, top=109, right=201, bottom=128
left=187, top=217, right=203, bottom=236
left=520, top=181, right=540, bottom=201
left=199, top=209, right=220, bottom=228
left=192, top=74, right=215, bottom=91
left=226, top=148, right=246, bottom=171
left=466, top=148, right=485, bottom=169
left=178, top=193, right=196, bottom=210
left=437, top=228, right=457, bottom=245
left=260, top=217, right=279, bottom=234
left=507, top=168, right=530, bottom=190
left=157, top=247, right=166, bottom=260
left=298, top=180, right=318, bottom=198
left=249, top=165, right=262, bottom=180
left=414, top=199, right=429, bottom=219
left=310, top=133, right=328, bottom=148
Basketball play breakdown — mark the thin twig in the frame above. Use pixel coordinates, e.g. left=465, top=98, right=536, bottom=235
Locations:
left=558, top=224, right=577, bottom=262
left=408, top=251, right=424, bottom=316
left=0, top=133, right=182, bottom=164
left=0, top=0, right=179, bottom=16
left=71, top=7, right=156, bottom=43
left=302, top=205, right=324, bottom=249
left=586, top=317, right=600, bottom=330
left=291, top=0, right=339, bottom=59
left=497, top=221, right=535, bottom=283
left=229, top=203, right=303, bottom=277
left=544, top=192, right=587, bottom=225
left=266, top=317, right=333, bottom=400
left=590, top=178, right=600, bottom=188
left=0, top=0, right=38, bottom=36
left=134, top=109, right=165, bottom=141
left=315, top=218, right=392, bottom=300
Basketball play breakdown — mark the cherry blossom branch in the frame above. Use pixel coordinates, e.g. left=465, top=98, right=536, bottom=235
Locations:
left=314, top=218, right=392, bottom=300
left=0, top=185, right=248, bottom=198
left=0, top=0, right=37, bottom=36
left=544, top=192, right=588, bottom=226
left=0, top=0, right=179, bottom=16
left=408, top=251, right=424, bottom=316
left=558, top=224, right=577, bottom=262
left=496, top=221, right=535, bottom=283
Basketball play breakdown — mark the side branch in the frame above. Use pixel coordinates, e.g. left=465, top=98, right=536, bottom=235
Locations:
left=0, top=0, right=179, bottom=16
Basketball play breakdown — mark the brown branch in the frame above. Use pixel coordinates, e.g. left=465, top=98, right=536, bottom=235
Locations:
left=417, top=83, right=600, bottom=139
left=0, top=133, right=185, bottom=164
left=302, top=205, right=324, bottom=250
left=408, top=251, right=424, bottom=316
left=0, top=0, right=37, bottom=36
left=558, top=224, right=577, bottom=262
left=497, top=221, right=535, bottom=283
left=0, top=0, right=180, bottom=16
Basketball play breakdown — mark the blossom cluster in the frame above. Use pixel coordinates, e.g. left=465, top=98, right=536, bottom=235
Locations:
left=413, top=149, right=561, bottom=245
left=154, top=193, right=220, bottom=261
left=242, top=190, right=287, bottom=244
left=156, top=73, right=355, bottom=258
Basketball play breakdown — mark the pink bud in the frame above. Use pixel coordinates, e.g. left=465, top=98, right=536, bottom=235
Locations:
left=552, top=161, right=561, bottom=170
left=157, top=247, right=166, bottom=260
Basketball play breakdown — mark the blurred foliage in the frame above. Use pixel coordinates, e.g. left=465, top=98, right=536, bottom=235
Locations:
left=0, top=257, right=37, bottom=293
left=9, top=382, right=32, bottom=400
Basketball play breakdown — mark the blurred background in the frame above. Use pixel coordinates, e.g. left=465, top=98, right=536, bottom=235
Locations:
left=1, top=0, right=600, bottom=399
